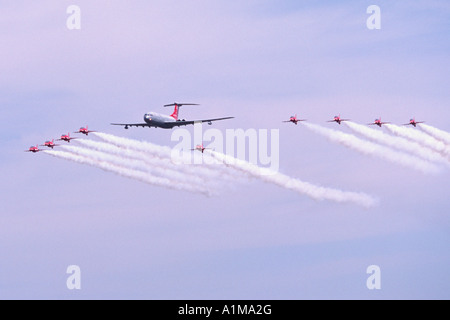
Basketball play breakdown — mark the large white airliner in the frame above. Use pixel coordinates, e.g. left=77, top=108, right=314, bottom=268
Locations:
left=111, top=103, right=234, bottom=129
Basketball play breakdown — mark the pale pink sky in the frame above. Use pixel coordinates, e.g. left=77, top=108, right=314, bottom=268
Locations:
left=0, top=0, right=449, bottom=299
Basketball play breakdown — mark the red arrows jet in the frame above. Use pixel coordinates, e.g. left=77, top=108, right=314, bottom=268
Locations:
left=57, top=133, right=77, bottom=143
left=25, top=145, right=42, bottom=153
left=41, top=139, right=59, bottom=149
left=283, top=114, right=307, bottom=125
left=191, top=144, right=212, bottom=153
left=368, top=118, right=390, bottom=127
left=403, top=118, right=425, bottom=128
left=75, top=125, right=96, bottom=136
left=327, top=114, right=350, bottom=125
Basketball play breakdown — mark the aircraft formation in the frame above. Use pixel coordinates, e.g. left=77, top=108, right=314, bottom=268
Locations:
left=26, top=101, right=428, bottom=153
left=284, top=114, right=424, bottom=128
left=24, top=102, right=450, bottom=208
left=25, top=103, right=233, bottom=153
left=25, top=126, right=89, bottom=153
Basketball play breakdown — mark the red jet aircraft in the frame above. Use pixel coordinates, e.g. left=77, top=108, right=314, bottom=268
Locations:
left=41, top=139, right=59, bottom=149
left=283, top=114, right=307, bottom=125
left=75, top=125, right=96, bottom=136
left=191, top=144, right=211, bottom=153
left=403, top=118, right=425, bottom=128
left=25, top=145, right=42, bottom=153
left=327, top=114, right=350, bottom=125
left=368, top=118, right=390, bottom=127
left=57, top=133, right=77, bottom=143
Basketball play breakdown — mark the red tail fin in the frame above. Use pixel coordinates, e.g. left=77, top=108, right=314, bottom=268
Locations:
left=170, top=104, right=179, bottom=120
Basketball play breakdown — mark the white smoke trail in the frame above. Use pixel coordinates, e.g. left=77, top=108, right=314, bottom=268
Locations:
left=49, top=132, right=378, bottom=207
left=384, top=124, right=450, bottom=159
left=418, top=123, right=450, bottom=146
left=344, top=122, right=450, bottom=167
left=208, top=150, right=378, bottom=208
left=44, top=150, right=212, bottom=195
left=61, top=145, right=156, bottom=173
left=92, top=131, right=242, bottom=181
left=71, top=140, right=212, bottom=186
left=93, top=132, right=174, bottom=159
left=60, top=145, right=214, bottom=194
left=303, top=122, right=440, bottom=174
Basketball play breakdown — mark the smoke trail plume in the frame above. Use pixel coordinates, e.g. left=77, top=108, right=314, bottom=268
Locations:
left=92, top=132, right=174, bottom=159
left=303, top=122, right=440, bottom=174
left=418, top=123, right=450, bottom=146
left=44, top=150, right=212, bottom=195
left=344, top=121, right=450, bottom=167
left=208, top=150, right=377, bottom=208
left=71, top=140, right=211, bottom=186
left=47, top=132, right=379, bottom=207
left=92, top=131, right=241, bottom=181
left=384, top=124, right=450, bottom=159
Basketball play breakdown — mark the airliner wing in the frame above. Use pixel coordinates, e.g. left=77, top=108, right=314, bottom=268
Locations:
left=111, top=117, right=233, bottom=129
left=110, top=123, right=158, bottom=128
left=166, top=117, right=235, bottom=128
